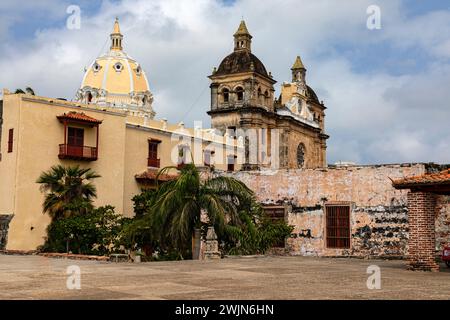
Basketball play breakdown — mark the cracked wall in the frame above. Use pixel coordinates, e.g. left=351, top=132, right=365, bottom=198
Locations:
left=228, top=163, right=450, bottom=258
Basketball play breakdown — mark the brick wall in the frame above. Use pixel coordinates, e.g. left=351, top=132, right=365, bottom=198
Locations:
left=407, top=191, right=439, bottom=271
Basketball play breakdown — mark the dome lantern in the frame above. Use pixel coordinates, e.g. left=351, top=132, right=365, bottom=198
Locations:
left=234, top=20, right=252, bottom=52
left=110, top=17, right=123, bottom=51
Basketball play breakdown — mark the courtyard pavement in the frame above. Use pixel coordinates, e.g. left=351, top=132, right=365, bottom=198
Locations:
left=0, top=254, right=449, bottom=300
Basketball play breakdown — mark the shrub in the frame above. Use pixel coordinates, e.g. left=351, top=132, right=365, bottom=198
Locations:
left=40, top=206, right=130, bottom=255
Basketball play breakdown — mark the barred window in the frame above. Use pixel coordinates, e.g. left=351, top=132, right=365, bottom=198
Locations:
left=326, top=204, right=351, bottom=249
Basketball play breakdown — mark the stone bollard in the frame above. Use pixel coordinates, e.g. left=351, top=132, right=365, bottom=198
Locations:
left=204, top=226, right=221, bottom=260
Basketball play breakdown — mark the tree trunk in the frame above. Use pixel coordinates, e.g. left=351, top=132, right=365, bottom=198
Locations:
left=192, top=228, right=201, bottom=260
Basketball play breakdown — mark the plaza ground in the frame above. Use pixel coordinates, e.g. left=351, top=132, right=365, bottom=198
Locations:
left=0, top=255, right=449, bottom=300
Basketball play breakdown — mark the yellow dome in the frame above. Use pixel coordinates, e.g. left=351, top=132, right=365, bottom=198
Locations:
left=76, top=18, right=155, bottom=118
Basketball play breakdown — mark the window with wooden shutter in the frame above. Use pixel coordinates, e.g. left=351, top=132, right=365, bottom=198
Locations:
left=326, top=204, right=351, bottom=249
left=148, top=140, right=160, bottom=168
left=7, top=129, right=13, bottom=153
left=67, top=127, right=84, bottom=147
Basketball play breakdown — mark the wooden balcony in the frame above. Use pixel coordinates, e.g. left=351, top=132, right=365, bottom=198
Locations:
left=58, top=144, right=98, bottom=161
left=147, top=158, right=160, bottom=168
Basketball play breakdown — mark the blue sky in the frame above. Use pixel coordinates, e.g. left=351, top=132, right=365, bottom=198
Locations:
left=0, top=0, right=449, bottom=165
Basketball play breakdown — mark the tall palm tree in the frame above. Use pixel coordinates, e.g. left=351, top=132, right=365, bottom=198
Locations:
left=25, top=87, right=35, bottom=95
left=37, top=165, right=101, bottom=220
left=151, top=163, right=254, bottom=259
left=14, top=87, right=35, bottom=95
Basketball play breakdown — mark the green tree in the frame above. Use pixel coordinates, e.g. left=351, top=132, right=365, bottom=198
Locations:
left=41, top=205, right=130, bottom=255
left=37, top=165, right=100, bottom=220
left=151, top=163, right=254, bottom=259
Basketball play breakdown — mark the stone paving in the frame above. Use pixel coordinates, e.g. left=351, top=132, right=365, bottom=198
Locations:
left=0, top=255, right=449, bottom=300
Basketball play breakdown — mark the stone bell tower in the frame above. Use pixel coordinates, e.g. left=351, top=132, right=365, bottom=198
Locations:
left=208, top=20, right=276, bottom=133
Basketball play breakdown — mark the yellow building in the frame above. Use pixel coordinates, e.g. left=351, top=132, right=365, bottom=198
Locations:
left=0, top=19, right=329, bottom=251
left=0, top=20, right=239, bottom=251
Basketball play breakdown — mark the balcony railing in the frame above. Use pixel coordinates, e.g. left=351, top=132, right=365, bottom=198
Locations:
left=58, top=144, right=98, bottom=161
left=147, top=158, right=160, bottom=168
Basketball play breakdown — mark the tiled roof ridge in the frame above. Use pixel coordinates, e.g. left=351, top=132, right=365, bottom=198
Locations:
left=57, top=111, right=102, bottom=124
left=392, top=168, right=450, bottom=187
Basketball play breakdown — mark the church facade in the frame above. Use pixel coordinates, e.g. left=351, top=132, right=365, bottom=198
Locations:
left=208, top=21, right=328, bottom=169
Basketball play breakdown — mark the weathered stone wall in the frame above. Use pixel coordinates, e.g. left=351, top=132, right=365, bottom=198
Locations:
left=227, top=163, right=450, bottom=258
left=436, top=195, right=450, bottom=252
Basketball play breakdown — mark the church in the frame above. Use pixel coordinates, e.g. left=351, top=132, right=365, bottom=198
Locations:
left=209, top=21, right=328, bottom=170
left=0, top=19, right=448, bottom=272
left=0, top=19, right=330, bottom=250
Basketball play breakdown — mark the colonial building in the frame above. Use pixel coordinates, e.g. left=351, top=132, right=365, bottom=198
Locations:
left=208, top=21, right=328, bottom=170
left=0, top=19, right=239, bottom=251
left=0, top=19, right=448, bottom=271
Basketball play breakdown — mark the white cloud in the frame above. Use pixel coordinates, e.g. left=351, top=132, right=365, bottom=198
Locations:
left=0, top=0, right=449, bottom=164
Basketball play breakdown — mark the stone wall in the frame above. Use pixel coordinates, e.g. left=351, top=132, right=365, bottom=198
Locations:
left=226, top=163, right=450, bottom=258
left=436, top=195, right=450, bottom=252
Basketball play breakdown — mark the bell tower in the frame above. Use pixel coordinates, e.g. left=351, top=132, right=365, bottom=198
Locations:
left=291, top=55, right=307, bottom=95
left=234, top=20, right=252, bottom=52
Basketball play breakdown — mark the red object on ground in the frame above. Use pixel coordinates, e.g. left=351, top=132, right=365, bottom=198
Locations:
left=442, top=246, right=450, bottom=268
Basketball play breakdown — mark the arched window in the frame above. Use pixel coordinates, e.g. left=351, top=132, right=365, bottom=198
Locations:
left=264, top=90, right=270, bottom=105
left=86, top=92, right=93, bottom=103
left=236, top=87, right=244, bottom=102
left=297, top=143, right=305, bottom=168
left=257, top=88, right=262, bottom=105
left=222, top=88, right=230, bottom=103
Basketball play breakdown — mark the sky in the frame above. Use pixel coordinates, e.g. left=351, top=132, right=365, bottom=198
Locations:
left=0, top=0, right=449, bottom=165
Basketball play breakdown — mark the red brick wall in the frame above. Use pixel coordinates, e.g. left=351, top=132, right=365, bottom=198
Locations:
left=407, top=191, right=439, bottom=271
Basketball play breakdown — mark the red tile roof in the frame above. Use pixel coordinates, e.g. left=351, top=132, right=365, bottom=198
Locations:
left=57, top=111, right=102, bottom=124
left=392, top=169, right=450, bottom=188
left=135, top=169, right=178, bottom=183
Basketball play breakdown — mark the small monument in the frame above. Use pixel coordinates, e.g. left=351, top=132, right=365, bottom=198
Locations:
left=204, top=226, right=221, bottom=260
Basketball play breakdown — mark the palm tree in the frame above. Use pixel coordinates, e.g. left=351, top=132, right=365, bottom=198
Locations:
left=37, top=165, right=100, bottom=220
left=151, top=163, right=254, bottom=259
left=25, top=87, right=35, bottom=95
left=14, top=87, right=35, bottom=95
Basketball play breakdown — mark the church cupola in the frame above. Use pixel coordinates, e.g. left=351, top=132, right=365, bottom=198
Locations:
left=76, top=18, right=155, bottom=118
left=234, top=20, right=252, bottom=52
left=110, top=17, right=123, bottom=51
left=291, top=55, right=306, bottom=83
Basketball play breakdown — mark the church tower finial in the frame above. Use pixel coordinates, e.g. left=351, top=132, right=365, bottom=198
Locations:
left=291, top=55, right=307, bottom=84
left=234, top=20, right=252, bottom=52
left=110, top=17, right=123, bottom=51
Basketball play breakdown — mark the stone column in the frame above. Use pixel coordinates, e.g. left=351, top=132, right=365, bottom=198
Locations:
left=192, top=228, right=201, bottom=260
left=407, top=191, right=439, bottom=271
left=210, top=84, right=219, bottom=110
left=204, top=227, right=221, bottom=260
